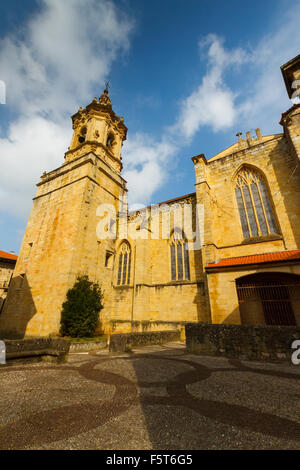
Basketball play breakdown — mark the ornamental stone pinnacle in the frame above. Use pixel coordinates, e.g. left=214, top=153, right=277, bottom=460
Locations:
left=99, top=83, right=112, bottom=108
left=236, top=132, right=243, bottom=142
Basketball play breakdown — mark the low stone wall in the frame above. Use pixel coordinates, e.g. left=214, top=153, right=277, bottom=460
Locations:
left=109, top=330, right=181, bottom=354
left=69, top=340, right=107, bottom=353
left=1, top=338, right=70, bottom=365
left=109, top=320, right=187, bottom=339
left=185, top=323, right=300, bottom=363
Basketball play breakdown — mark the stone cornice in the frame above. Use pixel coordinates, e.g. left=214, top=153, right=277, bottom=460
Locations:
left=37, top=154, right=127, bottom=191
left=64, top=140, right=123, bottom=170
left=135, top=281, right=204, bottom=288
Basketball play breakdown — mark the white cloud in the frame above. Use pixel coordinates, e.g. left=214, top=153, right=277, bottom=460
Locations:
left=123, top=35, right=250, bottom=204
left=0, top=0, right=133, bottom=119
left=125, top=4, right=300, bottom=205
left=123, top=35, right=249, bottom=205
left=238, top=4, right=300, bottom=132
left=1, top=0, right=300, bottom=223
left=173, top=5, right=300, bottom=142
left=173, top=34, right=249, bottom=139
left=0, top=116, right=70, bottom=217
left=178, top=82, right=237, bottom=138
left=123, top=133, right=177, bottom=206
left=0, top=0, right=134, bottom=219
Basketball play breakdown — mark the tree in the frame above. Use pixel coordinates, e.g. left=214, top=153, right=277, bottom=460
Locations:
left=60, top=275, right=103, bottom=338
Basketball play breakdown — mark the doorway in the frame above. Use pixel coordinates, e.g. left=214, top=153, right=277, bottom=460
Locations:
left=236, top=272, right=300, bottom=326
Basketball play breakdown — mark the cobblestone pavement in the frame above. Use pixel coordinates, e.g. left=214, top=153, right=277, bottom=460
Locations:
left=0, top=342, right=300, bottom=450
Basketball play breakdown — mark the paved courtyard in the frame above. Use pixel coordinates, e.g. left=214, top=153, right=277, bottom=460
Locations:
left=0, top=342, right=300, bottom=450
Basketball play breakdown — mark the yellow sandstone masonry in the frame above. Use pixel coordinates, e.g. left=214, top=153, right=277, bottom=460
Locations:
left=0, top=57, right=300, bottom=338
left=0, top=255, right=16, bottom=312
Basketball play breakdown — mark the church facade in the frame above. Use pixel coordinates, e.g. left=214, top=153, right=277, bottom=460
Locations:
left=0, top=56, right=300, bottom=339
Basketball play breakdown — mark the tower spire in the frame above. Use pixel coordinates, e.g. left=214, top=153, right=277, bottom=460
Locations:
left=99, top=82, right=112, bottom=107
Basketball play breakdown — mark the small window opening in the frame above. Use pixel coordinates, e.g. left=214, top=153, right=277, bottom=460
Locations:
left=106, top=133, right=114, bottom=147
left=105, top=251, right=114, bottom=268
left=78, top=127, right=87, bottom=144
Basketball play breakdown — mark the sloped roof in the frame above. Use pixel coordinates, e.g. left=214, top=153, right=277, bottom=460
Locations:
left=279, top=103, right=300, bottom=125
left=206, top=250, right=300, bottom=270
left=0, top=250, right=18, bottom=261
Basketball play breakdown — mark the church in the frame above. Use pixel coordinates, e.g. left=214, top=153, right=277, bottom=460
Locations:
left=0, top=55, right=300, bottom=339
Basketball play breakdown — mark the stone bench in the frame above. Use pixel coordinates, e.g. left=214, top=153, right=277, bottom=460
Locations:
left=0, top=338, right=70, bottom=365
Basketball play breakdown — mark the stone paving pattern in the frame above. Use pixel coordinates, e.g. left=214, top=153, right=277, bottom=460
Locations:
left=0, top=342, right=300, bottom=450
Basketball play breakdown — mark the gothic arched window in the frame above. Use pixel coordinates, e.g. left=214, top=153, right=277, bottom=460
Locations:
left=117, top=242, right=131, bottom=285
left=235, top=167, right=278, bottom=239
left=170, top=230, right=190, bottom=281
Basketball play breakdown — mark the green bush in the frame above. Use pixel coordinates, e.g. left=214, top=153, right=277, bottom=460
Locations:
left=60, top=275, right=103, bottom=338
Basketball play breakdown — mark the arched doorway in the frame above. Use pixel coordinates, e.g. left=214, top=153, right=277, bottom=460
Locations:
left=236, top=272, right=300, bottom=326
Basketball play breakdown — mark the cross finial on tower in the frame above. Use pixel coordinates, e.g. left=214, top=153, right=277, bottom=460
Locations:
left=99, top=82, right=112, bottom=107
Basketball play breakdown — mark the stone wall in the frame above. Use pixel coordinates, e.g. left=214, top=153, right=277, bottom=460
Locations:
left=185, top=323, right=300, bottom=362
left=109, top=330, right=181, bottom=354
left=69, top=339, right=107, bottom=353
left=107, top=197, right=210, bottom=336
left=1, top=338, right=70, bottom=365
left=109, top=319, right=191, bottom=340
left=193, top=129, right=300, bottom=325
left=0, top=259, right=15, bottom=313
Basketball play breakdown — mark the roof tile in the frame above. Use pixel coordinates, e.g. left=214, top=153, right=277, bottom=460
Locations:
left=206, top=250, right=300, bottom=269
left=0, top=250, right=18, bottom=261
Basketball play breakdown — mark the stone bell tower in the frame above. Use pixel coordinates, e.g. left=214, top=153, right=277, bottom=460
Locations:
left=0, top=88, right=128, bottom=338
left=280, top=55, right=300, bottom=161
left=67, top=85, right=126, bottom=170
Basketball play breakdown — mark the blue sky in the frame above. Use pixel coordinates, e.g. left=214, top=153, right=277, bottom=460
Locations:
left=0, top=0, right=299, bottom=253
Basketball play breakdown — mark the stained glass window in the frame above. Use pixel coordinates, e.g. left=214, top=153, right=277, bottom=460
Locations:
left=170, top=230, right=190, bottom=281
left=117, top=242, right=131, bottom=285
left=235, top=167, right=278, bottom=239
